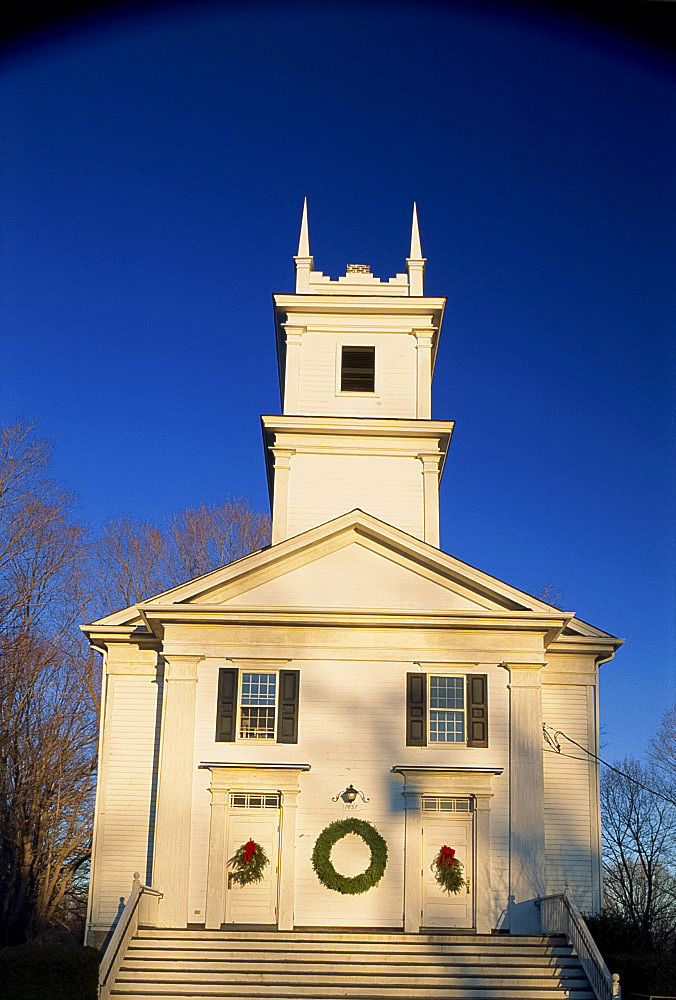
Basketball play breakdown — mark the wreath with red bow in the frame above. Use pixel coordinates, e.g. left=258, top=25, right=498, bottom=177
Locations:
left=228, top=839, right=270, bottom=886
left=431, top=845, right=465, bottom=894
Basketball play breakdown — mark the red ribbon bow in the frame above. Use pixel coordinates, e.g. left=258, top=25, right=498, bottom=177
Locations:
left=243, top=840, right=257, bottom=864
left=440, top=845, right=455, bottom=867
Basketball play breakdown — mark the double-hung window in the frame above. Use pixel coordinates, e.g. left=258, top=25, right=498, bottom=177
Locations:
left=216, top=666, right=300, bottom=744
left=239, top=672, right=276, bottom=740
left=406, top=671, right=488, bottom=748
left=429, top=675, right=465, bottom=743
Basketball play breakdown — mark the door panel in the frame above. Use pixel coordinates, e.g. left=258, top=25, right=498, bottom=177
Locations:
left=224, top=809, right=280, bottom=925
left=422, top=813, right=474, bottom=928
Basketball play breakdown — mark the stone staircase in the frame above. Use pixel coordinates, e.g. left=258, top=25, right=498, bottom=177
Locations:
left=107, top=928, right=596, bottom=999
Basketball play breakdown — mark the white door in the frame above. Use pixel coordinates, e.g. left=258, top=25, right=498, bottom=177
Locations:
left=224, top=794, right=280, bottom=925
left=421, top=797, right=474, bottom=928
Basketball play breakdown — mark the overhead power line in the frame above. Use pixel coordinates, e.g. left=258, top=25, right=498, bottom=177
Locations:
left=542, top=724, right=676, bottom=807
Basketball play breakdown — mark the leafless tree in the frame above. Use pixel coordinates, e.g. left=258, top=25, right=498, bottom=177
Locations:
left=92, top=514, right=168, bottom=612
left=92, top=500, right=270, bottom=612
left=601, top=757, right=676, bottom=944
left=166, top=499, right=270, bottom=584
left=651, top=706, right=676, bottom=787
left=529, top=584, right=564, bottom=609
left=0, top=421, right=270, bottom=944
left=0, top=422, right=96, bottom=945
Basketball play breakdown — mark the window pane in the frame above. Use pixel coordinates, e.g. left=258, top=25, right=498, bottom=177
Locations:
left=429, top=710, right=465, bottom=742
left=240, top=707, right=275, bottom=739
left=430, top=676, right=464, bottom=709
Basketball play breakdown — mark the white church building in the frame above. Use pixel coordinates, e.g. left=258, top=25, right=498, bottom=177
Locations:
left=85, top=204, right=622, bottom=961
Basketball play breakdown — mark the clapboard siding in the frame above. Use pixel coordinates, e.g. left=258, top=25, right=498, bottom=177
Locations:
left=93, top=672, right=160, bottom=925
left=286, top=453, right=423, bottom=539
left=542, top=684, right=594, bottom=908
left=296, top=333, right=417, bottom=418
left=188, top=653, right=511, bottom=927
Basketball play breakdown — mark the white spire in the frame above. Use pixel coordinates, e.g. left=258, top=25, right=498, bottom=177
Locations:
left=410, top=202, right=423, bottom=259
left=294, top=197, right=314, bottom=292
left=297, top=197, right=310, bottom=257
left=406, top=202, right=426, bottom=295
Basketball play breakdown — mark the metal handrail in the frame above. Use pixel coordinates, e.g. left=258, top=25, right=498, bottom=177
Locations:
left=98, top=872, right=163, bottom=999
left=537, top=885, right=620, bottom=1000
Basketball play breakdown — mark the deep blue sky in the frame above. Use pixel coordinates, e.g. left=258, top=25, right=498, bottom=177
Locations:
left=2, top=2, right=674, bottom=759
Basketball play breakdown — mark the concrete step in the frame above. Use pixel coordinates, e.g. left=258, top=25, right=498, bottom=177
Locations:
left=122, top=953, right=582, bottom=970
left=116, top=968, right=589, bottom=984
left=127, top=943, right=574, bottom=959
left=109, top=929, right=594, bottom=1000
left=138, top=928, right=562, bottom=945
left=132, top=936, right=573, bottom=957
left=111, top=986, right=596, bottom=1000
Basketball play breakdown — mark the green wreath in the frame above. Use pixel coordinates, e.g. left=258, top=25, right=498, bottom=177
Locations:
left=228, top=839, right=269, bottom=886
left=431, top=845, right=465, bottom=894
left=312, top=819, right=388, bottom=895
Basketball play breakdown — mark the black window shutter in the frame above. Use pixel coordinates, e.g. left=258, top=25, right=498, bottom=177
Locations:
left=406, top=673, right=427, bottom=746
left=466, top=674, right=488, bottom=747
left=277, top=670, right=300, bottom=744
left=215, top=668, right=238, bottom=742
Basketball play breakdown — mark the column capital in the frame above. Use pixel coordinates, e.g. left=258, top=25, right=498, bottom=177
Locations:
left=413, top=330, right=434, bottom=348
left=418, top=453, right=442, bottom=472
left=502, top=661, right=546, bottom=689
left=281, top=323, right=306, bottom=346
left=162, top=654, right=202, bottom=682
left=209, top=788, right=229, bottom=806
left=281, top=788, right=301, bottom=806
left=271, top=448, right=294, bottom=470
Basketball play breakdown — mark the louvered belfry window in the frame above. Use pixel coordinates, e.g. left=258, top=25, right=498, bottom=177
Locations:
left=341, top=346, right=375, bottom=392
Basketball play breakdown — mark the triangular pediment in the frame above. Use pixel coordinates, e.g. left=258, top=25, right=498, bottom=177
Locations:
left=86, top=510, right=615, bottom=640
left=194, top=536, right=487, bottom=611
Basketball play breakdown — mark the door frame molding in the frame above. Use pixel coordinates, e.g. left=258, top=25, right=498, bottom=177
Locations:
left=393, top=766, right=502, bottom=933
left=200, top=763, right=310, bottom=930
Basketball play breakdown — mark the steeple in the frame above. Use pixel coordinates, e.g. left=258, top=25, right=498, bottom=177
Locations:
left=406, top=202, right=426, bottom=296
left=293, top=197, right=314, bottom=293
left=265, top=208, right=451, bottom=547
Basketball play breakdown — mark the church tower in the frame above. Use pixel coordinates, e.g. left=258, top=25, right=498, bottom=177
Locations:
left=263, top=201, right=454, bottom=546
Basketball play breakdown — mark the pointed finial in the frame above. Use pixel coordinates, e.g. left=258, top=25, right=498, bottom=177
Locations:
left=297, top=197, right=310, bottom=257
left=406, top=202, right=426, bottom=295
left=410, top=202, right=423, bottom=259
left=294, top=197, right=314, bottom=292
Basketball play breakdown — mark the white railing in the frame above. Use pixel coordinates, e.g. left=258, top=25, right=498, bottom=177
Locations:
left=538, top=885, right=620, bottom=1000
left=98, top=872, right=163, bottom=999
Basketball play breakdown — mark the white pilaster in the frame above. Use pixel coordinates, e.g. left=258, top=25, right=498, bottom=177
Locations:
left=152, top=655, right=201, bottom=928
left=505, top=661, right=546, bottom=933
left=271, top=449, right=294, bottom=543
left=403, top=789, right=423, bottom=933
left=205, top=787, right=228, bottom=929
left=282, top=327, right=304, bottom=413
left=475, top=794, right=493, bottom=933
left=420, top=454, right=441, bottom=547
left=414, top=331, right=433, bottom=419
left=278, top=788, right=300, bottom=930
